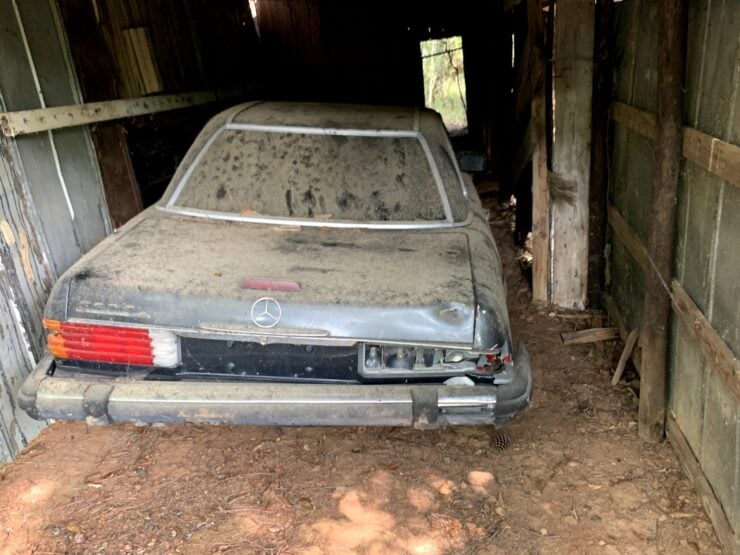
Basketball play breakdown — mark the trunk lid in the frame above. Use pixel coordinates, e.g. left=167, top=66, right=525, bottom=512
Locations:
left=65, top=211, right=476, bottom=346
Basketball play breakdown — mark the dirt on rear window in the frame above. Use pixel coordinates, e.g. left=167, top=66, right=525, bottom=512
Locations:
left=175, top=131, right=446, bottom=222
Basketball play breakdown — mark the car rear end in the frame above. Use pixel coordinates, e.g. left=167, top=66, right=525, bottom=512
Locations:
left=18, top=101, right=532, bottom=428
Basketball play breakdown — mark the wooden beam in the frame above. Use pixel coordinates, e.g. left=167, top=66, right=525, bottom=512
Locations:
left=666, top=415, right=736, bottom=554
left=603, top=293, right=642, bottom=374
left=606, top=210, right=740, bottom=402
left=611, top=101, right=740, bottom=189
left=638, top=0, right=687, bottom=442
left=671, top=280, right=740, bottom=402
left=92, top=123, right=142, bottom=227
left=682, top=127, right=740, bottom=189
left=607, top=205, right=649, bottom=270
left=612, top=327, right=639, bottom=385
left=531, top=95, right=549, bottom=303
left=0, top=86, right=250, bottom=137
left=588, top=0, right=614, bottom=307
left=529, top=0, right=549, bottom=303
left=513, top=33, right=544, bottom=131
left=611, top=101, right=657, bottom=140
left=511, top=115, right=534, bottom=186
left=561, top=327, right=619, bottom=345
left=549, top=0, right=594, bottom=309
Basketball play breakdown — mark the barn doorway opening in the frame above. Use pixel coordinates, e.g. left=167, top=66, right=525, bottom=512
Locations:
left=420, top=36, right=468, bottom=134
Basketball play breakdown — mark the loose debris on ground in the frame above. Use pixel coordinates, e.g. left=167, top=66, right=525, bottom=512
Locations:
left=0, top=201, right=721, bottom=554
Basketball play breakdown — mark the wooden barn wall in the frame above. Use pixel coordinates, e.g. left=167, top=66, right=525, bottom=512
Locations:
left=57, top=0, right=260, bottom=225
left=607, top=0, right=740, bottom=549
left=0, top=0, right=112, bottom=461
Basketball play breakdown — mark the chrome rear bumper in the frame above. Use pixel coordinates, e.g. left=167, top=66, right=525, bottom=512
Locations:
left=19, top=345, right=532, bottom=428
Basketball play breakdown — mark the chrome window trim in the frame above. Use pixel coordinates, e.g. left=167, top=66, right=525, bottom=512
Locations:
left=164, top=122, right=462, bottom=228
left=165, top=125, right=226, bottom=207
left=448, top=145, right=469, bottom=199
left=157, top=205, right=473, bottom=230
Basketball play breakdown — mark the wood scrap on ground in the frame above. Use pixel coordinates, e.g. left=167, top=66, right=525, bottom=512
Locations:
left=560, top=327, right=619, bottom=345
left=612, top=327, right=640, bottom=385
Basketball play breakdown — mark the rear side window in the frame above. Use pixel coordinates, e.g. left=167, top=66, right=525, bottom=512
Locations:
left=173, top=130, right=447, bottom=222
left=419, top=113, right=469, bottom=222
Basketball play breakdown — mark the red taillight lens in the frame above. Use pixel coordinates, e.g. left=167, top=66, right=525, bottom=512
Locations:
left=43, top=319, right=179, bottom=367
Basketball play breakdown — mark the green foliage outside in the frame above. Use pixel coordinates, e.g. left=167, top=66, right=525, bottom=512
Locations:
left=420, top=36, right=468, bottom=134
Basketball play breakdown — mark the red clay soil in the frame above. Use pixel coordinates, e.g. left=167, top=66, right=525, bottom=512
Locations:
left=0, top=201, right=721, bottom=554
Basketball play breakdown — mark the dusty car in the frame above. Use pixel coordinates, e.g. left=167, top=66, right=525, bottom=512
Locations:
left=19, top=101, right=532, bottom=429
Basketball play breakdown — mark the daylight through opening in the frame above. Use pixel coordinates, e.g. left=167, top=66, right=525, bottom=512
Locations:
left=420, top=36, right=468, bottom=135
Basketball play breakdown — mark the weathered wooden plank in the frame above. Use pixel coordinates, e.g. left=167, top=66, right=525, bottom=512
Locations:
left=511, top=115, right=533, bottom=186
left=611, top=101, right=657, bottom=140
left=629, top=0, right=660, bottom=114
left=699, top=369, right=738, bottom=530
left=683, top=127, right=740, bottom=190
left=91, top=123, right=143, bottom=227
left=607, top=205, right=649, bottom=270
left=603, top=293, right=643, bottom=374
left=710, top=184, right=740, bottom=358
left=675, top=163, right=723, bottom=314
left=670, top=322, right=706, bottom=458
left=528, top=0, right=549, bottom=303
left=530, top=99, right=548, bottom=303
left=607, top=206, right=740, bottom=402
left=613, top=327, right=640, bottom=385
left=611, top=101, right=740, bottom=189
left=638, top=0, right=686, bottom=444
left=671, top=280, right=740, bottom=403
left=0, top=87, right=247, bottom=137
left=588, top=0, right=614, bottom=306
left=667, top=414, right=737, bottom=554
left=122, top=27, right=163, bottom=96
left=549, top=0, right=594, bottom=309
left=0, top=0, right=110, bottom=274
left=0, top=133, right=51, bottom=463
left=561, top=327, right=619, bottom=345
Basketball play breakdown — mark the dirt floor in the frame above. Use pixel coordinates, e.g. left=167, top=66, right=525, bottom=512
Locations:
left=0, top=200, right=722, bottom=554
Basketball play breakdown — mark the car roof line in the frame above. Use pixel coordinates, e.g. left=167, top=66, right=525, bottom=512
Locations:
left=227, top=100, right=268, bottom=123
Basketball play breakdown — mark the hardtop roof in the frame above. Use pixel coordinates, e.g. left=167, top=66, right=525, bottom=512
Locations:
left=227, top=101, right=427, bottom=131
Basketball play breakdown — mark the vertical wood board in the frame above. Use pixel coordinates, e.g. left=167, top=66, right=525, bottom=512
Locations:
left=549, top=0, right=594, bottom=308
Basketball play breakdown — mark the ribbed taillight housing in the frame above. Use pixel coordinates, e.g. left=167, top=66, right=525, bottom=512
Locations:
left=44, top=319, right=179, bottom=368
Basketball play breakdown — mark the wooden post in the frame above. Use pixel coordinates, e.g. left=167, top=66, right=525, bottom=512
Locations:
left=529, top=0, right=550, bottom=303
left=588, top=0, right=613, bottom=307
left=531, top=95, right=549, bottom=302
left=638, top=0, right=687, bottom=442
left=549, top=0, right=595, bottom=309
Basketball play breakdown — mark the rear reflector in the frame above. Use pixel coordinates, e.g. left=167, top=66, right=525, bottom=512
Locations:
left=43, top=319, right=179, bottom=367
left=242, top=278, right=302, bottom=292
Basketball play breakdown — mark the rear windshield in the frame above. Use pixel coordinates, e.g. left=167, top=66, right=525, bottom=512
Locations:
left=172, top=129, right=446, bottom=222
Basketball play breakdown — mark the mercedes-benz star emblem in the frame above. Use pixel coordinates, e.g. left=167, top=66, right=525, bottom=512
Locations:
left=251, top=297, right=282, bottom=328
